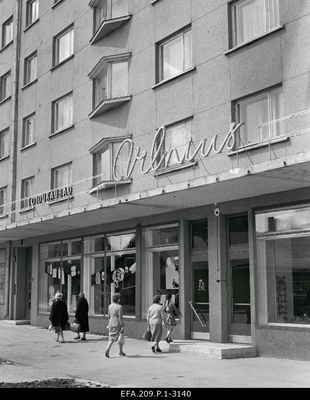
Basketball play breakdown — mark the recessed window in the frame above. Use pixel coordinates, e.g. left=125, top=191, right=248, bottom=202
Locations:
left=0, top=71, right=11, bottom=101
left=92, top=138, right=128, bottom=186
left=94, top=0, right=128, bottom=29
left=21, top=177, right=34, bottom=209
left=158, top=27, right=192, bottom=82
left=23, top=114, right=35, bottom=147
left=26, top=0, right=39, bottom=27
left=2, top=16, right=13, bottom=48
left=24, top=52, right=37, bottom=85
left=53, top=25, right=74, bottom=66
left=51, top=162, right=72, bottom=190
left=156, top=119, right=193, bottom=168
left=0, top=129, right=9, bottom=159
left=235, top=87, right=284, bottom=146
left=0, top=187, right=7, bottom=215
left=231, top=0, right=280, bottom=47
left=52, top=92, right=73, bottom=133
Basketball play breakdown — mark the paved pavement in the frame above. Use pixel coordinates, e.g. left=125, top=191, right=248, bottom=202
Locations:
left=0, top=321, right=310, bottom=389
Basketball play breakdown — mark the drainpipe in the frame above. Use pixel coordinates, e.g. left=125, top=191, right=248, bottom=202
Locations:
left=9, top=0, right=22, bottom=224
left=3, top=241, right=12, bottom=319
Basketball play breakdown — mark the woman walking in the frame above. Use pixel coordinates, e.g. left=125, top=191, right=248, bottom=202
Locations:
left=163, top=292, right=181, bottom=343
left=74, top=292, right=89, bottom=341
left=49, top=292, right=69, bottom=343
left=105, top=293, right=126, bottom=358
left=147, top=294, right=166, bottom=353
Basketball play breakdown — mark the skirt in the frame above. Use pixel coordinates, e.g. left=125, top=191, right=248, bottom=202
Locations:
left=150, top=322, right=163, bottom=342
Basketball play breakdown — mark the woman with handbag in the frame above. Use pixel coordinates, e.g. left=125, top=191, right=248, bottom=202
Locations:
left=49, top=292, right=69, bottom=343
left=105, top=293, right=126, bottom=358
left=74, top=292, right=89, bottom=341
left=163, top=292, right=181, bottom=343
left=147, top=294, right=167, bottom=353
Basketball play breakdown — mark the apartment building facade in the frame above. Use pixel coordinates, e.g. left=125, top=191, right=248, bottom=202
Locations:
left=0, top=0, right=310, bottom=360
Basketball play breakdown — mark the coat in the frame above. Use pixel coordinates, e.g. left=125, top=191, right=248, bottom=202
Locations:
left=49, top=299, right=69, bottom=329
left=75, top=297, right=89, bottom=332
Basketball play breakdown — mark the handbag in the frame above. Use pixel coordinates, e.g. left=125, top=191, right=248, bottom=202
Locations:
left=117, top=333, right=125, bottom=345
left=64, top=321, right=71, bottom=331
left=143, top=327, right=152, bottom=341
left=70, top=322, right=80, bottom=333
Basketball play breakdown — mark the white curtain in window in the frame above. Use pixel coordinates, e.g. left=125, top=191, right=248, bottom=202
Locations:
left=27, top=55, right=37, bottom=83
left=25, top=117, right=34, bottom=146
left=111, top=0, right=128, bottom=18
left=268, top=0, right=280, bottom=30
left=165, top=121, right=191, bottom=165
left=0, top=131, right=8, bottom=158
left=57, top=96, right=72, bottom=131
left=0, top=189, right=6, bottom=214
left=163, top=35, right=183, bottom=80
left=268, top=89, right=284, bottom=140
left=95, top=70, right=107, bottom=105
left=54, top=165, right=71, bottom=188
left=112, top=142, right=127, bottom=178
left=111, top=61, right=128, bottom=98
left=184, top=30, right=192, bottom=71
left=101, top=148, right=111, bottom=180
left=58, top=29, right=74, bottom=63
left=236, top=0, right=266, bottom=44
left=95, top=1, right=108, bottom=29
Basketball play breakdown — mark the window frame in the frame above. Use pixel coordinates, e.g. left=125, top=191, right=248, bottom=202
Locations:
left=0, top=187, right=7, bottom=216
left=234, top=86, right=284, bottom=147
left=158, top=26, right=192, bottom=83
left=2, top=16, right=13, bottom=48
left=26, top=0, right=39, bottom=28
left=230, top=0, right=280, bottom=48
left=53, top=25, right=74, bottom=67
left=22, top=113, right=35, bottom=148
left=24, top=51, right=37, bottom=86
left=21, top=176, right=34, bottom=210
left=52, top=92, right=73, bottom=134
left=0, top=128, right=9, bottom=160
left=0, top=71, right=11, bottom=102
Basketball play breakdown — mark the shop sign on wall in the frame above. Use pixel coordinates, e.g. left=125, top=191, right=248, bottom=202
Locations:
left=29, top=186, right=73, bottom=207
left=112, top=122, right=244, bottom=181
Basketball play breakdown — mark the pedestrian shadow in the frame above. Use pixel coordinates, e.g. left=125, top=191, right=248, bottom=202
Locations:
left=124, top=355, right=169, bottom=359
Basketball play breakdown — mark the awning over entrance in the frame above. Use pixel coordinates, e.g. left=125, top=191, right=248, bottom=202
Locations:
left=1, top=153, right=310, bottom=243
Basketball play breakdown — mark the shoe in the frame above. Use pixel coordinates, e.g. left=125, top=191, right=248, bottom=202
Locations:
left=165, top=337, right=169, bottom=343
left=151, top=346, right=156, bottom=353
left=55, top=338, right=58, bottom=342
left=59, top=339, right=65, bottom=343
left=156, top=348, right=162, bottom=352
left=105, top=351, right=109, bottom=358
left=119, top=352, right=126, bottom=356
left=80, top=337, right=86, bottom=341
left=74, top=336, right=80, bottom=340
left=169, top=338, right=173, bottom=343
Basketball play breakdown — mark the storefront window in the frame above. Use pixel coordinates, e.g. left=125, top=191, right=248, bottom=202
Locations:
left=39, top=239, right=81, bottom=314
left=0, top=249, right=5, bottom=304
left=256, top=206, right=310, bottom=324
left=84, top=232, right=136, bottom=316
left=142, top=224, right=179, bottom=318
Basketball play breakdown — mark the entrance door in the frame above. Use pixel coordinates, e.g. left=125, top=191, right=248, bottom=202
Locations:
left=24, top=248, right=32, bottom=320
left=228, top=215, right=251, bottom=342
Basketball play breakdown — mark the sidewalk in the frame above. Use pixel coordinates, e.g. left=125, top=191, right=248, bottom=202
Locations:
left=0, top=322, right=309, bottom=388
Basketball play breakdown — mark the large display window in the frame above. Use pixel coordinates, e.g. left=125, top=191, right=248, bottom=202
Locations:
left=0, top=249, right=5, bottom=304
left=256, top=206, right=310, bottom=324
left=39, top=239, right=81, bottom=314
left=83, top=232, right=136, bottom=316
left=142, top=224, right=179, bottom=318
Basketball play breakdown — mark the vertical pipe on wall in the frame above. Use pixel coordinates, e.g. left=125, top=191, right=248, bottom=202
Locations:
left=3, top=241, right=12, bottom=319
left=9, top=0, right=22, bottom=223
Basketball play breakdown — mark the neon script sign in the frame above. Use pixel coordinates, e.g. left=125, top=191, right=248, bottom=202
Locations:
left=112, top=122, right=243, bottom=181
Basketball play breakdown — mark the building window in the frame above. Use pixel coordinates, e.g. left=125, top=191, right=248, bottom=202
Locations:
left=22, top=114, right=35, bottom=148
left=92, top=138, right=128, bottom=186
left=84, top=231, right=136, bottom=316
left=235, top=87, right=284, bottom=146
left=52, top=92, right=73, bottom=133
left=94, top=0, right=128, bottom=29
left=231, top=0, right=280, bottom=47
left=39, top=239, right=82, bottom=314
left=256, top=205, right=310, bottom=325
left=2, top=16, right=13, bottom=48
left=53, top=25, right=74, bottom=66
left=21, top=177, right=34, bottom=209
left=0, top=249, right=5, bottom=304
left=0, top=129, right=9, bottom=159
left=155, top=119, right=193, bottom=169
left=26, top=0, right=39, bottom=27
left=0, top=187, right=7, bottom=216
left=0, top=71, right=11, bottom=102
left=142, top=224, right=179, bottom=318
left=24, top=52, right=37, bottom=85
left=158, top=27, right=192, bottom=82
left=51, top=163, right=72, bottom=190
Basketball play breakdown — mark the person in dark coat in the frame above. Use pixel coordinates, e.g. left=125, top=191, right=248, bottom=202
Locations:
left=74, top=292, right=89, bottom=341
left=49, top=292, right=69, bottom=343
